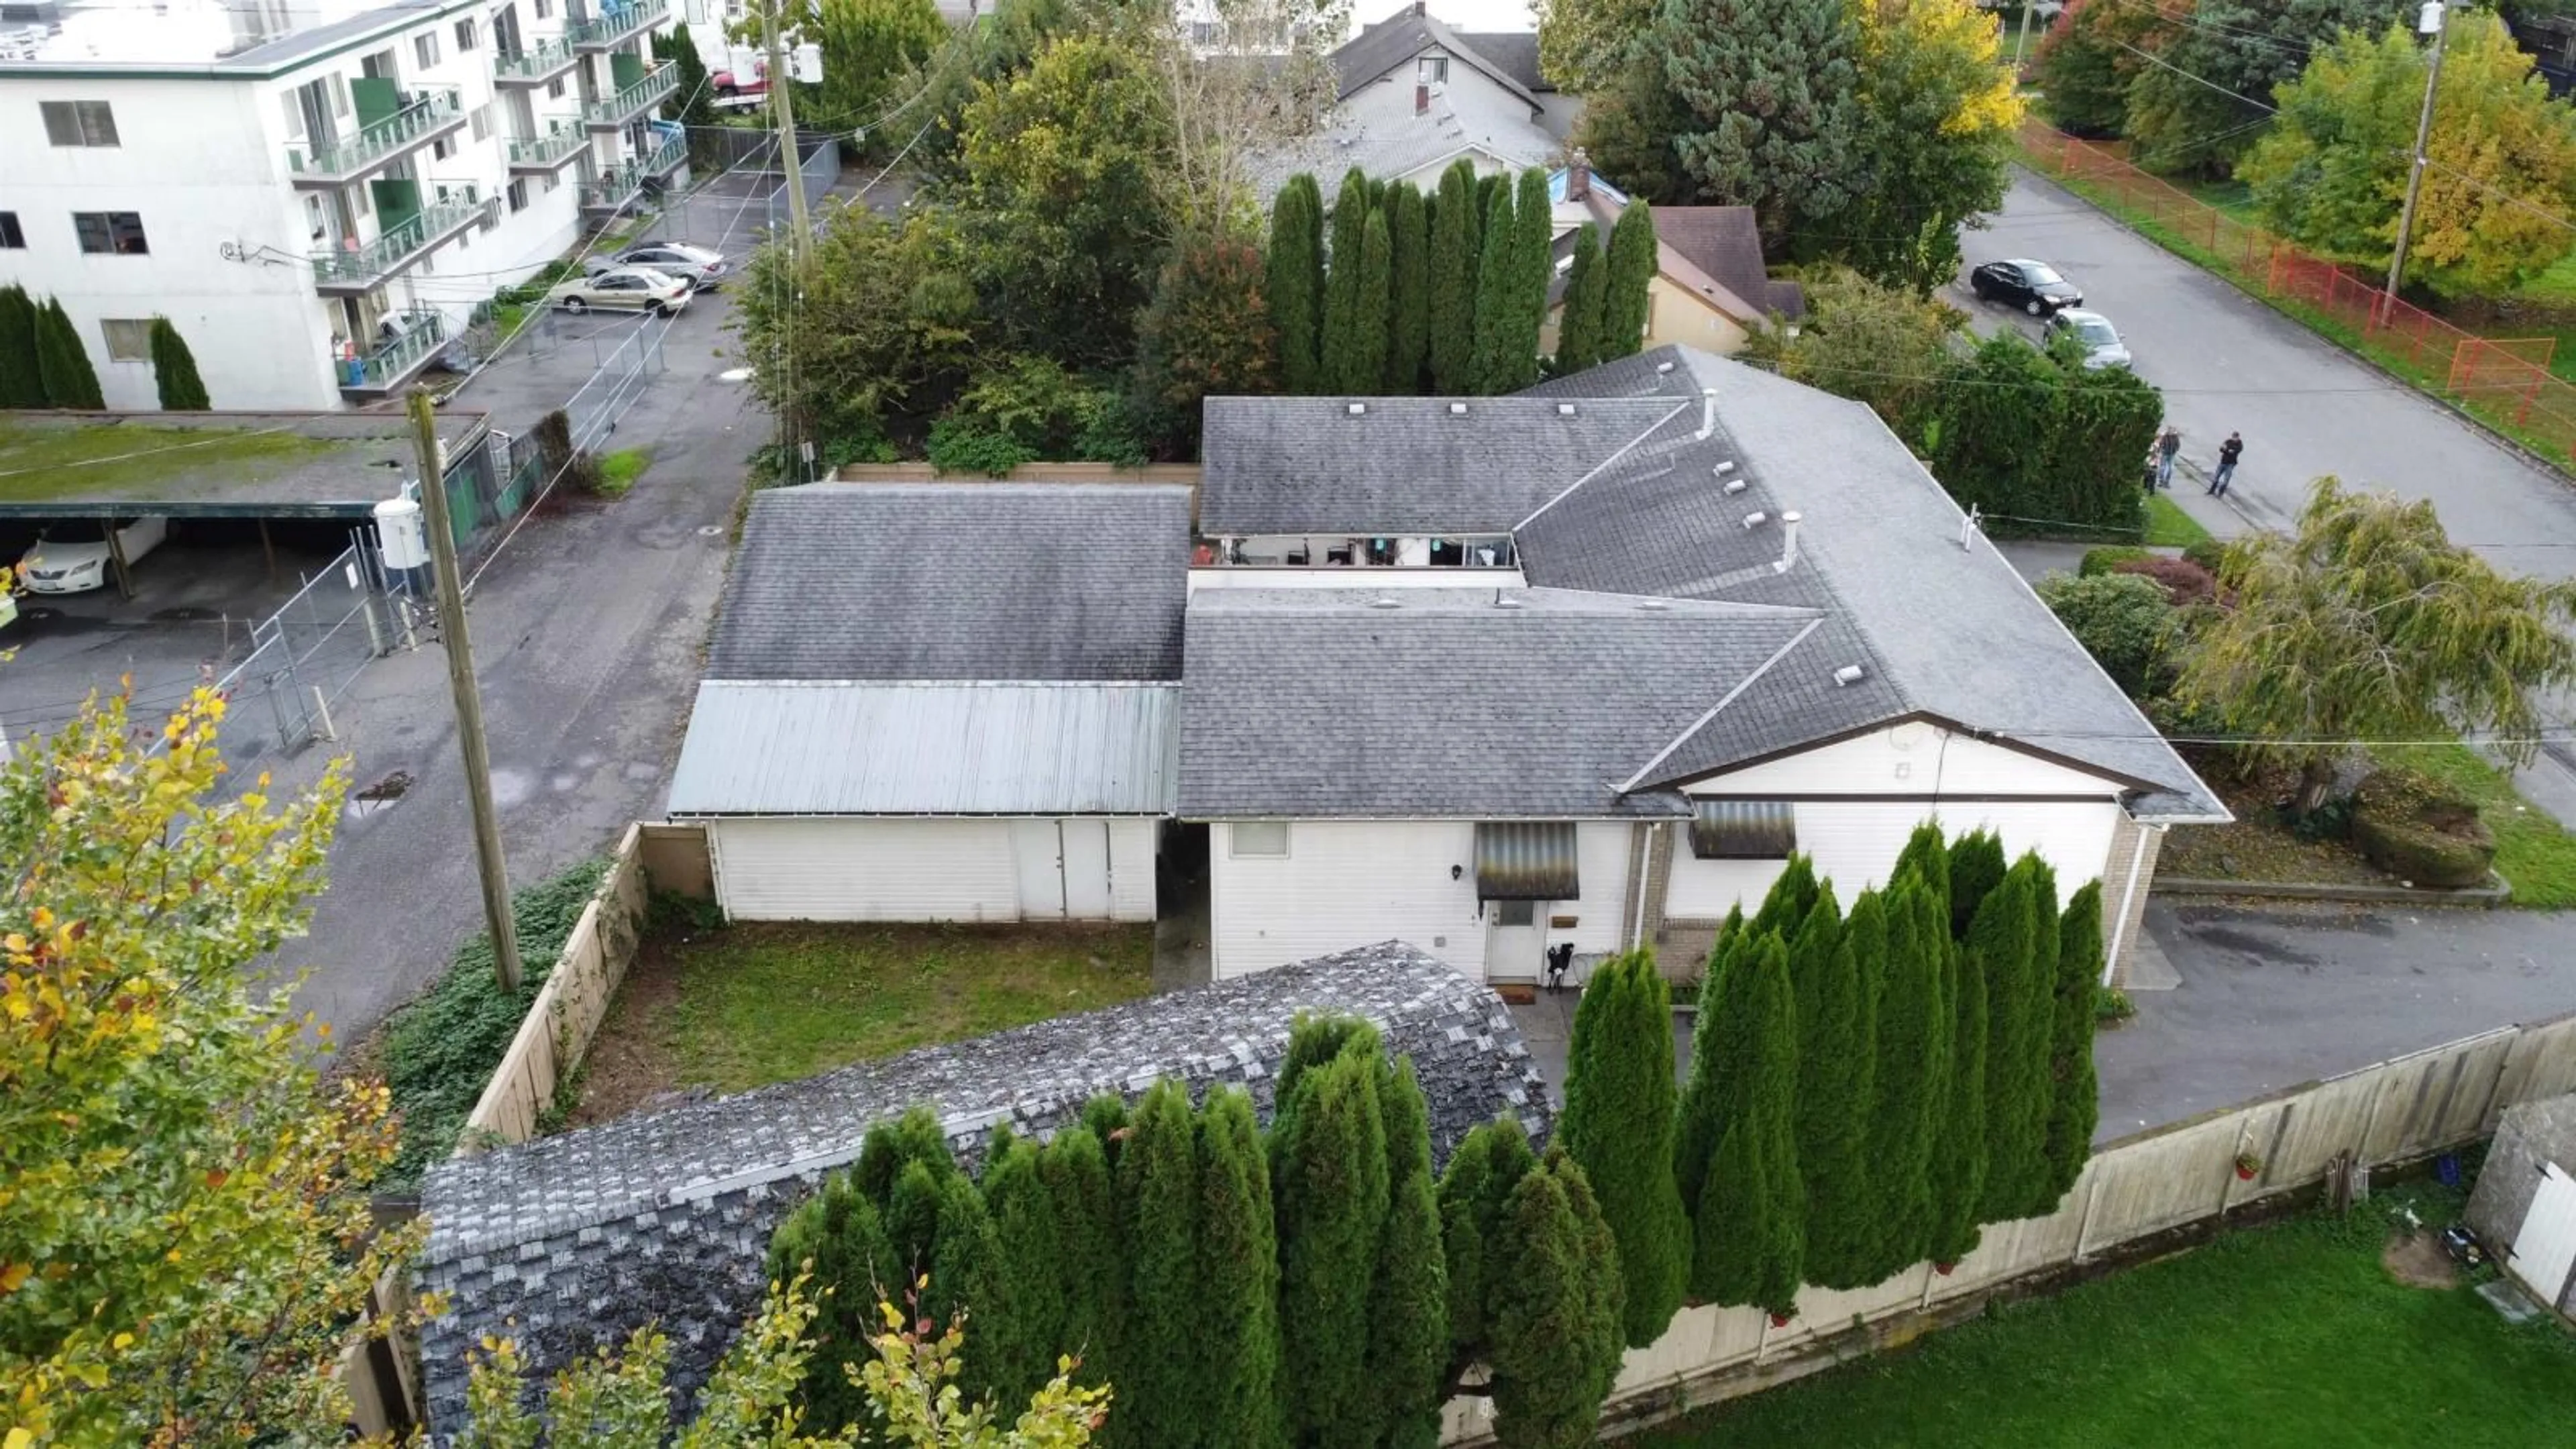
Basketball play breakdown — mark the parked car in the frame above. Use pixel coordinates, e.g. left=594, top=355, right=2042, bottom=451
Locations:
left=547, top=266, right=692, bottom=317
left=2043, top=308, right=2133, bottom=370
left=585, top=241, right=729, bottom=290
left=713, top=63, right=767, bottom=101
left=17, top=516, right=170, bottom=594
left=1970, top=258, right=2085, bottom=316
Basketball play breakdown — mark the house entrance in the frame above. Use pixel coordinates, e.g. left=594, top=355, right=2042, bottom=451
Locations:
left=1485, top=898, right=1546, bottom=981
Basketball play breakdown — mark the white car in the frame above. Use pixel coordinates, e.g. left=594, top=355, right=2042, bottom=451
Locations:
left=2045, top=308, right=2133, bottom=370
left=586, top=241, right=729, bottom=290
left=17, top=517, right=170, bottom=593
left=547, top=266, right=693, bottom=317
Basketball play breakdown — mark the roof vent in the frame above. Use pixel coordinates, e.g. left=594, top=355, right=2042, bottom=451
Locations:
left=1557, top=402, right=1576, bottom=416
left=1697, top=386, right=1718, bottom=439
left=1742, top=511, right=1768, bottom=529
left=1449, top=402, right=1468, bottom=415
left=1655, top=360, right=1676, bottom=374
left=1495, top=594, right=1523, bottom=609
left=1722, top=478, right=1748, bottom=495
left=1714, top=460, right=1737, bottom=476
left=1833, top=663, right=1868, bottom=688
left=1368, top=596, right=1401, bottom=610
left=1347, top=402, right=1367, bottom=416
left=1638, top=599, right=1671, bottom=612
left=1774, top=511, right=1802, bottom=574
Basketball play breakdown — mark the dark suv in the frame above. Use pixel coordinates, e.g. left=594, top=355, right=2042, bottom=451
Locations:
left=1970, top=258, right=2085, bottom=316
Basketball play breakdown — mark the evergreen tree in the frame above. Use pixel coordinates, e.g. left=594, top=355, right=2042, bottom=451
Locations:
left=1500, top=167, right=1554, bottom=390
left=1749, top=853, right=1820, bottom=938
left=1892, top=819, right=1951, bottom=905
left=1435, top=1116, right=1537, bottom=1358
left=1658, top=0, right=1866, bottom=243
left=1428, top=160, right=1483, bottom=393
left=0, top=284, right=40, bottom=408
left=1553, top=223, right=1608, bottom=375
left=1383, top=180, right=1430, bottom=392
left=1130, top=235, right=1279, bottom=458
left=1996, top=854, right=2062, bottom=1220
left=2042, top=881, right=2106, bottom=1207
left=1928, top=888, right=1990, bottom=1267
left=1197, top=1087, right=1286, bottom=1449
left=885, top=1158, right=949, bottom=1292
left=1672, top=907, right=1752, bottom=1242
left=36, top=298, right=104, bottom=410
left=977, top=1132, right=1065, bottom=1411
left=1966, top=861, right=2040, bottom=1226
left=1368, top=1057, right=1448, bottom=1449
left=1601, top=197, right=1656, bottom=362
left=765, top=1170, right=896, bottom=1431
left=1468, top=181, right=1521, bottom=394
left=926, top=1172, right=998, bottom=1377
left=1557, top=948, right=1688, bottom=1346
left=1947, top=828, right=2006, bottom=940
left=1320, top=171, right=1375, bottom=394
left=1691, top=932, right=1802, bottom=1316
left=1861, top=879, right=1949, bottom=1281
left=1081, top=1093, right=1130, bottom=1165
left=854, top=1105, right=955, bottom=1204
left=1320, top=206, right=1391, bottom=393
left=1267, top=174, right=1326, bottom=393
left=1116, top=1079, right=1201, bottom=1449
left=1487, top=1152, right=1625, bottom=1449
left=1040, top=1124, right=1121, bottom=1393
left=655, top=20, right=718, bottom=128
left=1276, top=1013, right=1375, bottom=1116
left=148, top=318, right=209, bottom=411
left=1377, top=1052, right=1433, bottom=1187
left=1275, top=1041, right=1388, bottom=1448
left=1796, top=887, right=1880, bottom=1290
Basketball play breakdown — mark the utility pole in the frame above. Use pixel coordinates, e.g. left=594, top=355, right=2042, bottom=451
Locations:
left=2011, top=0, right=2039, bottom=74
left=407, top=390, right=524, bottom=994
left=762, top=0, right=811, bottom=254
left=2387, top=0, right=2453, bottom=303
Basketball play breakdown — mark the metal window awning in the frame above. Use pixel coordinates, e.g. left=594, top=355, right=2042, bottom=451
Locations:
left=1474, top=821, right=1580, bottom=901
left=1690, top=800, right=1796, bottom=860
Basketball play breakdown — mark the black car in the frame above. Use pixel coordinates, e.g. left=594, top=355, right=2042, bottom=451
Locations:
left=1970, top=258, right=2084, bottom=316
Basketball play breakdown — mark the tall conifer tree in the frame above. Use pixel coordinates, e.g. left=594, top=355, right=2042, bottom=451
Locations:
left=1040, top=1124, right=1121, bottom=1395
left=1469, top=182, right=1521, bottom=394
left=1601, top=198, right=1656, bottom=361
left=1558, top=949, right=1689, bottom=1346
left=148, top=317, right=209, bottom=410
left=977, top=1133, right=1065, bottom=1412
left=1384, top=180, right=1430, bottom=392
left=2042, top=881, right=2106, bottom=1207
left=1553, top=223, right=1608, bottom=374
left=1428, top=160, right=1483, bottom=392
left=1116, top=1079, right=1201, bottom=1449
left=1928, top=893, right=1990, bottom=1267
left=1268, top=173, right=1326, bottom=392
left=0, top=285, right=42, bottom=408
left=1692, top=932, right=1803, bottom=1316
left=1862, top=879, right=1950, bottom=1281
left=1275, top=1042, right=1389, bottom=1448
left=1197, top=1087, right=1286, bottom=1449
left=1799, top=888, right=1880, bottom=1289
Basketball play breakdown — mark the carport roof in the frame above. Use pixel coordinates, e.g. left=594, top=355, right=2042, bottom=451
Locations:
left=0, top=410, right=488, bottom=519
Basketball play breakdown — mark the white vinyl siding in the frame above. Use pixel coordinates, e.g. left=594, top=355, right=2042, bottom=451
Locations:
left=1569, top=822, right=1635, bottom=954
left=1703, top=720, right=2123, bottom=798
left=1108, top=818, right=1157, bottom=920
left=1664, top=798, right=2123, bottom=922
left=1212, top=820, right=1487, bottom=980
left=709, top=817, right=1155, bottom=923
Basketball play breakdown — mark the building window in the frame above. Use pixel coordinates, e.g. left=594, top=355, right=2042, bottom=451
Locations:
left=0, top=213, right=23, bottom=249
left=455, top=17, right=478, bottom=50
left=547, top=76, right=566, bottom=99
left=1230, top=821, right=1289, bottom=858
left=1493, top=899, right=1536, bottom=927
left=414, top=32, right=441, bottom=68
left=470, top=104, right=490, bottom=140
left=431, top=133, right=456, bottom=160
left=507, top=178, right=529, bottom=212
left=541, top=172, right=559, bottom=193
left=72, top=211, right=148, bottom=255
left=1688, top=800, right=1796, bottom=861
left=1417, top=54, right=1449, bottom=84
left=333, top=74, right=352, bottom=116
left=40, top=100, right=119, bottom=147
left=535, top=0, right=551, bottom=17
left=100, top=318, right=154, bottom=362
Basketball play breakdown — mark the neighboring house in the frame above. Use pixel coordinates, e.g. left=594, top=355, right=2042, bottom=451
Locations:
left=1247, top=3, right=1562, bottom=208
left=1184, top=346, right=2226, bottom=987
left=0, top=0, right=684, bottom=411
left=1544, top=153, right=1805, bottom=357
left=667, top=482, right=1191, bottom=925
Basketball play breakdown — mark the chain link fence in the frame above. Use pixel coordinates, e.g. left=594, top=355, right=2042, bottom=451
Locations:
left=197, top=530, right=402, bottom=756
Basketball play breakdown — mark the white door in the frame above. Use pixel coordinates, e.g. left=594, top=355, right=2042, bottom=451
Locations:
left=2508, top=1163, right=2576, bottom=1305
left=1484, top=898, right=1544, bottom=982
left=1011, top=820, right=1065, bottom=920
left=1061, top=819, right=1114, bottom=920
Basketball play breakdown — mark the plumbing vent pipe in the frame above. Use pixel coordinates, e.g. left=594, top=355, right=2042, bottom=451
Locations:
left=1774, top=511, right=1803, bottom=574
left=1714, top=460, right=1736, bottom=476
left=1369, top=596, right=1401, bottom=610
left=1697, top=387, right=1718, bottom=439
left=1742, top=511, right=1768, bottom=529
left=1833, top=663, right=1867, bottom=687
left=1722, top=478, right=1747, bottom=495
left=1656, top=360, right=1675, bottom=374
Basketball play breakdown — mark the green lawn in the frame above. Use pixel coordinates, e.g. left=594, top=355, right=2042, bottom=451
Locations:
left=2376, top=741, right=2576, bottom=908
left=574, top=921, right=1157, bottom=1117
left=596, top=446, right=650, bottom=497
left=0, top=419, right=334, bottom=504
left=1645, top=1205, right=2575, bottom=1448
left=2141, top=492, right=2214, bottom=547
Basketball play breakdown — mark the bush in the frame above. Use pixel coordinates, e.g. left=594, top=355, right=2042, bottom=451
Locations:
left=377, top=857, right=610, bottom=1187
left=2080, top=545, right=2152, bottom=576
left=2037, top=571, right=2180, bottom=698
left=925, top=417, right=1039, bottom=477
left=2181, top=537, right=2226, bottom=574
left=2095, top=987, right=2136, bottom=1024
left=2109, top=554, right=2217, bottom=605
left=2350, top=769, right=2497, bottom=888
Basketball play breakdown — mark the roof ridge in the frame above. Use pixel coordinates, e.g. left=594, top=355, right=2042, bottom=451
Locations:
left=1618, top=615, right=1824, bottom=793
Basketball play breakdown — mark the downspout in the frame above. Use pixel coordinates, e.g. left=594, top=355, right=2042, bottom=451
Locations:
left=1627, top=822, right=1654, bottom=952
left=2103, top=819, right=2162, bottom=986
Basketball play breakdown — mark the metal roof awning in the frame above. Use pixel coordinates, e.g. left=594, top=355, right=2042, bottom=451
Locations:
left=1690, top=800, right=1796, bottom=859
left=1474, top=821, right=1580, bottom=901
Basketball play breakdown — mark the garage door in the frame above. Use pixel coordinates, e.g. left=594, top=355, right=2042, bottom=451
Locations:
left=711, top=818, right=1019, bottom=922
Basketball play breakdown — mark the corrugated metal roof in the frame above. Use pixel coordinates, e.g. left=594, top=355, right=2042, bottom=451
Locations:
left=666, top=682, right=1179, bottom=816
left=1690, top=800, right=1796, bottom=859
left=1474, top=821, right=1580, bottom=900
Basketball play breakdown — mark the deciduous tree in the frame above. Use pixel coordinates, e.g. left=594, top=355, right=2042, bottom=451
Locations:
left=1838, top=0, right=2021, bottom=293
left=1268, top=173, right=1326, bottom=392
left=2177, top=477, right=2576, bottom=812
left=1428, top=160, right=1484, bottom=391
left=1131, top=235, right=1277, bottom=456
left=735, top=205, right=979, bottom=455
left=2126, top=0, right=2410, bottom=177
left=1557, top=949, right=1689, bottom=1346
left=810, top=0, right=949, bottom=133
left=1658, top=0, right=1866, bottom=243
left=1742, top=264, right=1960, bottom=434
left=1538, top=0, right=1660, bottom=93
left=2028, top=0, right=2161, bottom=140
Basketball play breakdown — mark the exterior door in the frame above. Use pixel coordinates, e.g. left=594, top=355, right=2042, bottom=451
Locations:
left=2508, top=1163, right=2576, bottom=1305
left=1010, top=819, right=1065, bottom=920
left=1485, top=898, right=1544, bottom=981
left=1062, top=819, right=1114, bottom=920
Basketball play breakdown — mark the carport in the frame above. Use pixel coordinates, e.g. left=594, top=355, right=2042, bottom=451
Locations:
left=0, top=409, right=490, bottom=600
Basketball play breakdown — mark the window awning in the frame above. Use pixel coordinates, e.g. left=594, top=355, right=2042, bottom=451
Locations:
left=1690, top=800, right=1796, bottom=860
left=1474, top=821, right=1580, bottom=901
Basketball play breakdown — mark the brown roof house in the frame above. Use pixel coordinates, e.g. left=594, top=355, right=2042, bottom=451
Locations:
left=1546, top=151, right=1805, bottom=357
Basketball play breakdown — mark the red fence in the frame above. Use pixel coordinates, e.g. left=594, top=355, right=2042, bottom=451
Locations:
left=2016, top=120, right=2576, bottom=466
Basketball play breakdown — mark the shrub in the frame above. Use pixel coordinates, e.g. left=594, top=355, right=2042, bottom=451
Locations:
left=2109, top=553, right=2217, bottom=605
left=533, top=409, right=602, bottom=495
left=2182, top=537, right=2226, bottom=574
left=1556, top=948, right=1688, bottom=1345
left=2038, top=571, right=2181, bottom=698
left=925, top=417, right=1038, bottom=476
left=2351, top=769, right=2497, bottom=888
left=2079, top=545, right=2152, bottom=576
left=2096, top=986, right=2137, bottom=1024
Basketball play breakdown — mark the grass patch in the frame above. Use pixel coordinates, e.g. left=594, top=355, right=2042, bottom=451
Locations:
left=2375, top=741, right=2576, bottom=908
left=374, top=857, right=610, bottom=1188
left=572, top=919, right=1156, bottom=1122
left=595, top=446, right=650, bottom=498
left=0, top=419, right=336, bottom=504
left=2141, top=492, right=2214, bottom=547
left=1644, top=1199, right=2575, bottom=1447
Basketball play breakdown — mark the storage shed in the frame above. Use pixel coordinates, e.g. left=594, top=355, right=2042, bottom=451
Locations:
left=2467, top=1091, right=2576, bottom=1320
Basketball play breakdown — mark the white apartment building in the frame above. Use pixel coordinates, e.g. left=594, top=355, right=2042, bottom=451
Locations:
left=0, top=0, right=686, bottom=411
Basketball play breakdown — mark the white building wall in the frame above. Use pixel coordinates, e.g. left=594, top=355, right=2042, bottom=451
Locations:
left=1211, top=819, right=1487, bottom=980
left=1108, top=817, right=1159, bottom=922
left=1701, top=720, right=2123, bottom=798
left=1337, top=56, right=1556, bottom=183
left=1569, top=821, right=1636, bottom=954
left=710, top=816, right=1152, bottom=922
left=1187, top=567, right=1527, bottom=591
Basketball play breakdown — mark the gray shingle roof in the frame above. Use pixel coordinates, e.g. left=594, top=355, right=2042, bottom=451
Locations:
left=1178, top=588, right=1821, bottom=818
left=706, top=484, right=1190, bottom=682
left=1454, top=30, right=1550, bottom=91
left=1196, top=396, right=1682, bottom=535
left=1654, top=207, right=1808, bottom=322
left=1332, top=9, right=1542, bottom=112
left=417, top=943, right=1552, bottom=1434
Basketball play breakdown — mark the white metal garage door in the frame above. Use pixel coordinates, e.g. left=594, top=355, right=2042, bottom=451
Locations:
left=2508, top=1163, right=2576, bottom=1307
left=711, top=818, right=1019, bottom=922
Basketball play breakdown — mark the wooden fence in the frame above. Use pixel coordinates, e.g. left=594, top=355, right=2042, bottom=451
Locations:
left=1438, top=1008, right=2576, bottom=1444
left=2014, top=119, right=2576, bottom=466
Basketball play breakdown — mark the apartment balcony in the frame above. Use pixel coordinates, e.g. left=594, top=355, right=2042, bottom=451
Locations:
left=579, top=163, right=644, bottom=219
left=492, top=38, right=580, bottom=86
left=286, top=88, right=466, bottom=189
left=636, top=131, right=687, bottom=179
left=310, top=190, right=496, bottom=296
left=335, top=311, right=449, bottom=398
left=584, top=64, right=677, bottom=128
left=507, top=128, right=589, bottom=174
left=568, top=0, right=669, bottom=52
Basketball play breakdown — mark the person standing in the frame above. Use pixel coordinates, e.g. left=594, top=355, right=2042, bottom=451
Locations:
left=2210, top=431, right=2243, bottom=496
left=2143, top=445, right=2159, bottom=494
left=2155, top=425, right=2182, bottom=489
